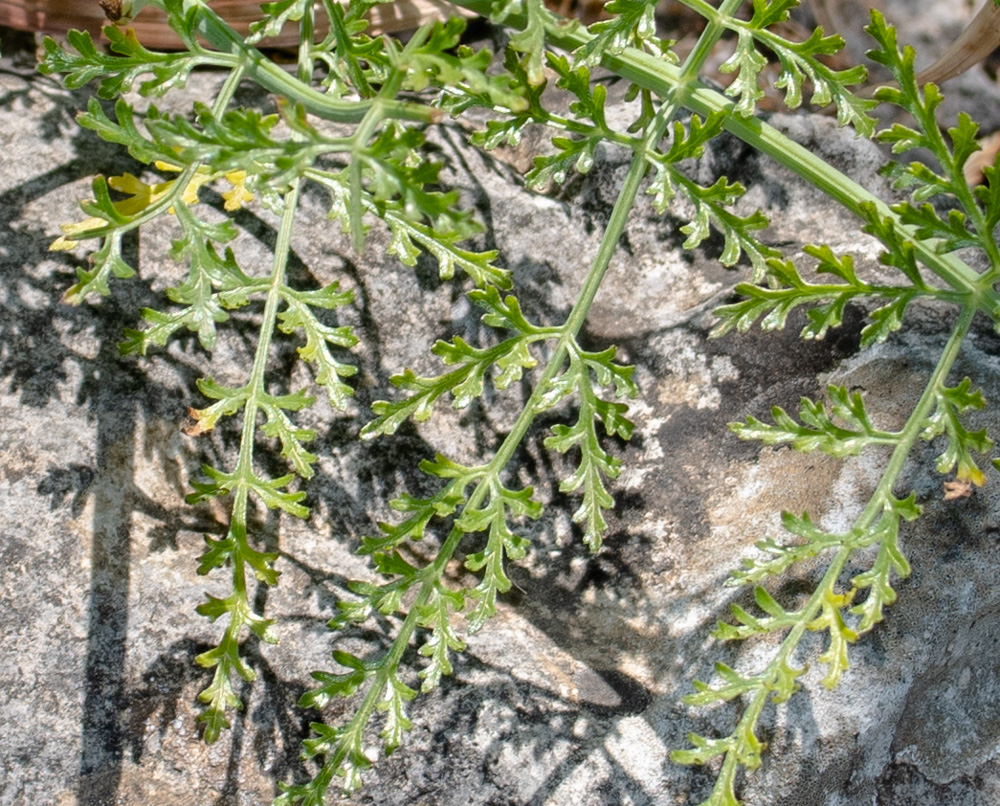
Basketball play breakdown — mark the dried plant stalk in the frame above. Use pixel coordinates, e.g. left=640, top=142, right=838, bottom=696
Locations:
left=0, top=0, right=464, bottom=46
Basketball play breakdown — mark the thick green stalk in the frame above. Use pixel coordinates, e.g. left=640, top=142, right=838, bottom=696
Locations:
left=164, top=0, right=437, bottom=123
left=577, top=45, right=1000, bottom=314
left=451, top=0, right=1000, bottom=318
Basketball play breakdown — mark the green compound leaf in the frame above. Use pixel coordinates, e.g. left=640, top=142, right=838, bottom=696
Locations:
left=664, top=111, right=728, bottom=164
left=184, top=376, right=250, bottom=434
left=362, top=288, right=549, bottom=437
left=747, top=0, right=800, bottom=29
left=460, top=478, right=541, bottom=631
left=712, top=239, right=939, bottom=346
left=122, top=204, right=259, bottom=353
left=378, top=672, right=418, bottom=755
left=542, top=345, right=636, bottom=551
left=74, top=97, right=168, bottom=164
left=672, top=732, right=736, bottom=768
left=646, top=115, right=728, bottom=213
left=195, top=529, right=280, bottom=586
left=473, top=286, right=549, bottom=335
left=416, top=583, right=467, bottom=692
left=675, top=175, right=779, bottom=280
left=949, top=112, right=985, bottom=176
left=400, top=18, right=529, bottom=113
left=362, top=334, right=534, bottom=436
left=385, top=212, right=510, bottom=289
left=144, top=102, right=295, bottom=179
left=546, top=53, right=609, bottom=132
left=277, top=286, right=359, bottom=409
left=728, top=510, right=847, bottom=586
left=527, top=135, right=603, bottom=187
left=192, top=520, right=280, bottom=743
left=573, top=0, right=664, bottom=68
left=40, top=27, right=208, bottom=99
left=752, top=20, right=874, bottom=133
left=498, top=0, right=561, bottom=86
left=259, top=392, right=320, bottom=479
left=719, top=29, right=768, bottom=117
left=686, top=661, right=761, bottom=706
left=196, top=655, right=245, bottom=741
left=850, top=502, right=914, bottom=632
left=300, top=650, right=378, bottom=709
left=297, top=717, right=372, bottom=795
left=362, top=365, right=474, bottom=435
left=867, top=7, right=1000, bottom=259
left=922, top=378, right=993, bottom=485
left=712, top=585, right=799, bottom=642
left=807, top=587, right=858, bottom=689
left=353, top=459, right=480, bottom=558
left=711, top=0, right=877, bottom=131
left=891, top=200, right=978, bottom=253
left=731, top=384, right=900, bottom=457
left=186, top=462, right=309, bottom=518
left=62, top=230, right=136, bottom=304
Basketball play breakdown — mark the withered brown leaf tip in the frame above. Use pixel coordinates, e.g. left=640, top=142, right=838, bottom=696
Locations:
left=943, top=478, right=974, bottom=501
left=181, top=407, right=208, bottom=437
left=98, top=0, right=125, bottom=23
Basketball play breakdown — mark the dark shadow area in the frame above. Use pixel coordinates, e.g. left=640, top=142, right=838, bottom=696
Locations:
left=0, top=31, right=350, bottom=805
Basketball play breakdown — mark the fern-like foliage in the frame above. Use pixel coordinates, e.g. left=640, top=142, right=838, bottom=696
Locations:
left=731, top=384, right=900, bottom=456
left=708, top=0, right=877, bottom=132
left=711, top=242, right=944, bottom=346
left=42, top=0, right=512, bottom=746
left=669, top=9, right=1000, bottom=806
left=41, top=0, right=1000, bottom=804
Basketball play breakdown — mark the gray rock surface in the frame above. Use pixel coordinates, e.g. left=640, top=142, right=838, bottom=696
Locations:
left=4, top=3, right=1000, bottom=805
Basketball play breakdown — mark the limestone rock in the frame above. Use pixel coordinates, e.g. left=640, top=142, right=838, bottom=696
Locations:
left=3, top=5, right=1000, bottom=806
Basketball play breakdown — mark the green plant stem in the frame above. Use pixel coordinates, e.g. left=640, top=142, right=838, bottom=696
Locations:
left=158, top=0, right=436, bottom=123
left=590, top=52, right=1000, bottom=313
left=690, top=301, right=976, bottom=806
left=676, top=0, right=725, bottom=23
left=453, top=0, right=1000, bottom=318
left=297, top=8, right=759, bottom=794
left=232, top=179, right=303, bottom=522
left=532, top=111, right=640, bottom=150
left=549, top=0, right=741, bottom=335
left=301, top=108, right=674, bottom=801
left=199, top=178, right=303, bottom=729
left=855, top=309, right=974, bottom=527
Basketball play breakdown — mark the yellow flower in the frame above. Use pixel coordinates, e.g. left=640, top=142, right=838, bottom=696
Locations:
left=222, top=171, right=255, bottom=211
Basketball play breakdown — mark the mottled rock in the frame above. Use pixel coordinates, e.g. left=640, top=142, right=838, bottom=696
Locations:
left=4, top=3, right=1000, bottom=806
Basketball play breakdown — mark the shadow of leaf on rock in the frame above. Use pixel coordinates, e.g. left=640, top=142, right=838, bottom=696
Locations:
left=0, top=36, right=362, bottom=805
